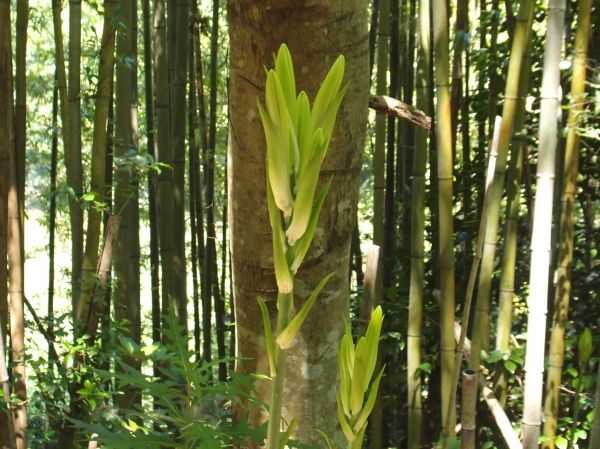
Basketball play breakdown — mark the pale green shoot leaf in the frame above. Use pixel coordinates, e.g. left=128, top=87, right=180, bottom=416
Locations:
left=352, top=366, right=384, bottom=433
left=288, top=176, right=333, bottom=273
left=257, top=297, right=276, bottom=377
left=276, top=272, right=334, bottom=349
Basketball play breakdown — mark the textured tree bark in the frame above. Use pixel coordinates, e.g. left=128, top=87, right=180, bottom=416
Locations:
left=228, top=2, right=368, bottom=446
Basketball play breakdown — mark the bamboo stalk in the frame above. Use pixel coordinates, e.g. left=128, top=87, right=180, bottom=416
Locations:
left=371, top=0, right=390, bottom=445
left=494, top=36, right=533, bottom=405
left=469, top=0, right=535, bottom=371
left=521, top=0, right=566, bottom=445
left=461, top=370, right=477, bottom=449
left=542, top=0, right=592, bottom=445
left=443, top=116, right=501, bottom=447
left=75, top=0, right=117, bottom=331
left=407, top=0, right=430, bottom=443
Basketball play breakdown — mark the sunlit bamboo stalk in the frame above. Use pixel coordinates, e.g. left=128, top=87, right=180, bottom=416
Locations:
left=521, top=0, right=566, bottom=445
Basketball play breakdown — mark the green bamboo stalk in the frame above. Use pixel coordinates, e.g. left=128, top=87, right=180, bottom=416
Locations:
left=407, top=0, right=430, bottom=443
left=75, top=0, right=118, bottom=331
left=521, top=0, right=566, bottom=445
left=114, top=0, right=141, bottom=409
left=371, top=0, right=390, bottom=445
left=153, top=0, right=173, bottom=321
left=433, top=0, right=456, bottom=433
left=170, top=0, right=189, bottom=328
left=541, top=0, right=592, bottom=445
left=468, top=0, right=535, bottom=371
left=444, top=116, right=501, bottom=449
left=51, top=0, right=84, bottom=315
left=494, top=37, right=533, bottom=406
left=67, top=0, right=83, bottom=298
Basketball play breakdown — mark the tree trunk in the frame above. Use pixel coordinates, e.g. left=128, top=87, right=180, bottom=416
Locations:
left=521, top=0, right=565, bottom=445
left=542, top=0, right=591, bottom=445
left=228, top=2, right=369, bottom=446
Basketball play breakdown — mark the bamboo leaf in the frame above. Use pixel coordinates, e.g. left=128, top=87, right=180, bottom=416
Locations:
left=311, top=55, right=345, bottom=127
left=363, top=306, right=383, bottom=384
left=277, top=418, right=297, bottom=449
left=316, top=429, right=338, bottom=449
left=274, top=44, right=296, bottom=116
left=276, top=272, right=334, bottom=349
left=257, top=297, right=276, bottom=377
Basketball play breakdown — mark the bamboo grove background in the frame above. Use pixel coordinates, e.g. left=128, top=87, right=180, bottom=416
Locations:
left=0, top=0, right=599, bottom=448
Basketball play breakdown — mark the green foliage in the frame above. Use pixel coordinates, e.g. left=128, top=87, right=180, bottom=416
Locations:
left=71, top=309, right=266, bottom=448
